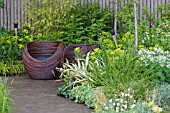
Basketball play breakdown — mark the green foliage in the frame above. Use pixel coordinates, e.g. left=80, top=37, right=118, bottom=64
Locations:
left=115, top=2, right=170, bottom=51
left=0, top=29, right=31, bottom=75
left=57, top=83, right=96, bottom=108
left=0, top=77, right=13, bottom=113
left=139, top=48, right=170, bottom=83
left=154, top=84, right=170, bottom=110
left=57, top=83, right=72, bottom=98
left=0, top=0, right=5, bottom=8
left=69, top=84, right=96, bottom=108
left=24, top=0, right=73, bottom=34
left=88, top=50, right=157, bottom=99
left=57, top=52, right=93, bottom=87
left=103, top=89, right=136, bottom=112
left=55, top=2, right=111, bottom=45
left=157, top=3, right=170, bottom=21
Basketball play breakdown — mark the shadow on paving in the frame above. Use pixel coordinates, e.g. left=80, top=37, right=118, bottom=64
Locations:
left=7, top=76, right=93, bottom=113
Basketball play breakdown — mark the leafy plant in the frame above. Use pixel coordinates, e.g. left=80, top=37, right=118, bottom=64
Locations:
left=103, top=88, right=136, bottom=112
left=69, top=84, right=96, bottom=108
left=24, top=0, right=73, bottom=34
left=57, top=52, right=94, bottom=87
left=157, top=3, right=170, bottom=21
left=154, top=84, right=170, bottom=110
left=55, top=1, right=111, bottom=45
left=0, top=29, right=31, bottom=75
left=139, top=48, right=170, bottom=83
left=57, top=83, right=72, bottom=98
left=0, top=77, right=13, bottom=113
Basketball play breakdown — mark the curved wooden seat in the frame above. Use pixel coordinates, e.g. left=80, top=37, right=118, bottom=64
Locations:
left=22, top=41, right=64, bottom=80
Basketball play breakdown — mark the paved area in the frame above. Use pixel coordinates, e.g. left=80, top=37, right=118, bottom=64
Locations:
left=7, top=76, right=93, bottom=113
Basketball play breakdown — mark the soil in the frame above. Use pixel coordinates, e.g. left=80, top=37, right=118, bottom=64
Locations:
left=7, top=76, right=93, bottom=113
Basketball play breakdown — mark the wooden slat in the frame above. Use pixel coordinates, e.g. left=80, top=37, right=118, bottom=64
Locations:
left=0, top=0, right=169, bottom=30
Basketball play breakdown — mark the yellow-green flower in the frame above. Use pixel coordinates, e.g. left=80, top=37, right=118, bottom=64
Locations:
left=94, top=48, right=102, bottom=54
left=103, top=39, right=112, bottom=44
left=18, top=44, right=24, bottom=49
left=7, top=40, right=11, bottom=44
left=113, top=48, right=124, bottom=55
left=13, top=36, right=18, bottom=39
left=149, top=47, right=154, bottom=51
left=122, top=37, right=126, bottom=42
left=107, top=43, right=114, bottom=48
left=138, top=45, right=145, bottom=50
left=37, top=33, right=42, bottom=37
left=25, top=36, right=29, bottom=39
left=74, top=47, right=80, bottom=54
left=19, top=38, right=23, bottom=42
left=89, top=55, right=95, bottom=61
left=102, top=31, right=110, bottom=35
left=23, top=29, right=29, bottom=34
left=125, top=32, right=131, bottom=37
left=118, top=44, right=123, bottom=48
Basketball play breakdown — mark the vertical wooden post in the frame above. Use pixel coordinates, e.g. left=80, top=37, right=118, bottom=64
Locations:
left=134, top=0, right=138, bottom=55
left=114, top=0, right=118, bottom=34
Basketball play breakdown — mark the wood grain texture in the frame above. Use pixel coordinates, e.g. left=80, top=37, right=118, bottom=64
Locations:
left=22, top=41, right=65, bottom=80
left=0, top=0, right=170, bottom=29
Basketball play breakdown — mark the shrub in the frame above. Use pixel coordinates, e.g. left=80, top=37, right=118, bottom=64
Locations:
left=153, top=84, right=170, bottom=110
left=0, top=29, right=31, bottom=75
left=0, top=77, right=13, bottom=113
left=55, top=1, right=111, bottom=45
left=24, top=0, right=73, bottom=34
left=139, top=48, right=170, bottom=83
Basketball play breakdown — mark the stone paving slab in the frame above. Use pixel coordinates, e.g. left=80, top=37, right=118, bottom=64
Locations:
left=7, top=76, right=93, bottom=113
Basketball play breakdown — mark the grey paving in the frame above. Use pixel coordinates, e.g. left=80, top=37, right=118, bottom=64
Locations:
left=7, top=76, right=93, bottom=113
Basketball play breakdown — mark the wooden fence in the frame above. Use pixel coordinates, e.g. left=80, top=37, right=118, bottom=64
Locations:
left=0, top=0, right=170, bottom=30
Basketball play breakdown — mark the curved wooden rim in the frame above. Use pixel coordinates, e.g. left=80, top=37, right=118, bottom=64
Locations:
left=23, top=41, right=64, bottom=63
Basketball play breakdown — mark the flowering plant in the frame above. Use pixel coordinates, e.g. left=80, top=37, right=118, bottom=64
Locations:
left=139, top=48, right=170, bottom=83
left=103, top=88, right=136, bottom=112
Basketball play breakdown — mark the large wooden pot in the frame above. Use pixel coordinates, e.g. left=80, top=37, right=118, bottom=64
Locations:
left=63, top=44, right=98, bottom=63
left=22, top=41, right=64, bottom=80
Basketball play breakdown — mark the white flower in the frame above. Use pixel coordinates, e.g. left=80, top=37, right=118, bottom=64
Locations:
left=125, top=101, right=128, bottom=103
left=125, top=93, right=130, bottom=97
left=130, top=95, right=133, bottom=98
left=109, top=99, right=112, bottom=103
left=113, top=103, right=116, bottom=106
left=121, top=92, right=124, bottom=96
left=115, top=99, right=120, bottom=101
left=105, top=106, right=109, bottom=110
left=120, top=99, right=123, bottom=103
left=122, top=104, right=127, bottom=109
left=116, top=107, right=119, bottom=112
left=121, top=108, right=124, bottom=112
left=128, top=88, right=131, bottom=92
left=117, top=103, right=120, bottom=106
left=130, top=104, right=136, bottom=109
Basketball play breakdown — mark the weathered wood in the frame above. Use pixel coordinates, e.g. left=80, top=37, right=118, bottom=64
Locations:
left=22, top=41, right=65, bottom=80
left=0, top=0, right=170, bottom=30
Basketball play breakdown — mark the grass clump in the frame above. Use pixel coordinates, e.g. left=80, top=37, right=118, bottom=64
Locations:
left=0, top=77, right=13, bottom=113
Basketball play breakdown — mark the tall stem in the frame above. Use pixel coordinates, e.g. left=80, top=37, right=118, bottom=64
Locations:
left=134, top=0, right=138, bottom=55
